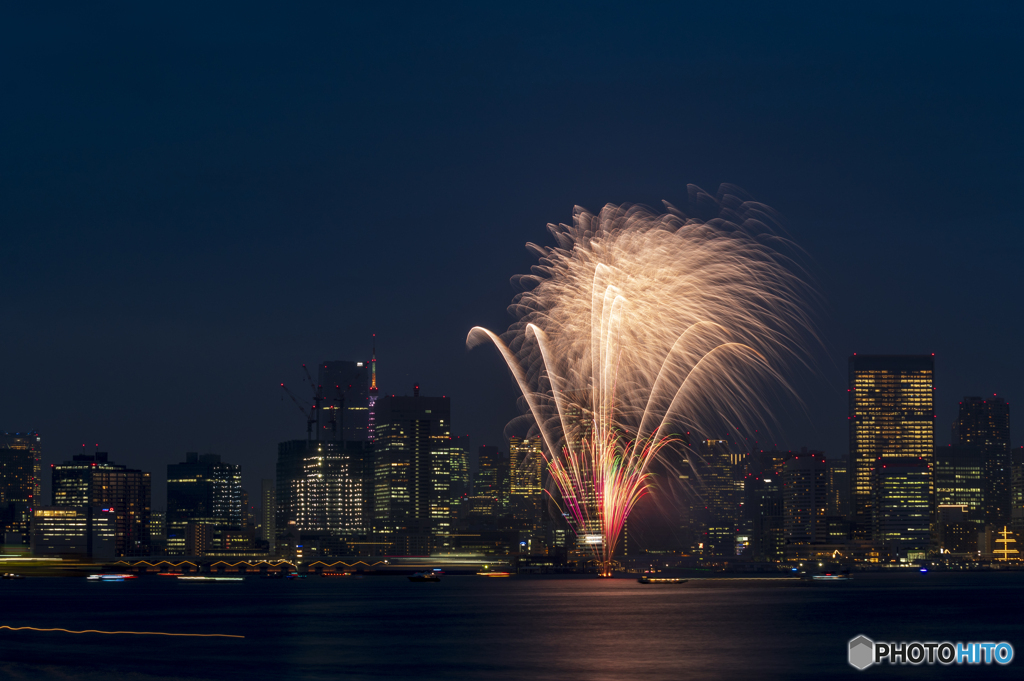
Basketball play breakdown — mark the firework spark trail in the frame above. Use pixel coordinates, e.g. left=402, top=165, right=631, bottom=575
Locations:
left=468, top=185, right=815, bottom=573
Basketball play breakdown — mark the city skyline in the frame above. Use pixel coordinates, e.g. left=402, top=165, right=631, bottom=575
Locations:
left=8, top=348, right=1021, bottom=515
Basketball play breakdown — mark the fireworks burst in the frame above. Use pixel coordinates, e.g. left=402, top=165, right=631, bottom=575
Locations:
left=468, top=185, right=814, bottom=575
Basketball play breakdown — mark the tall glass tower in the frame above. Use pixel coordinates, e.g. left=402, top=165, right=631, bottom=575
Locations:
left=848, top=355, right=935, bottom=539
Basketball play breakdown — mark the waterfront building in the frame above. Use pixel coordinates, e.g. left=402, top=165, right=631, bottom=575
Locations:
left=0, top=431, right=42, bottom=543
left=849, top=355, right=935, bottom=539
left=933, top=444, right=984, bottom=523
left=31, top=506, right=116, bottom=561
left=51, top=452, right=151, bottom=556
left=873, top=457, right=932, bottom=558
left=372, top=388, right=452, bottom=555
left=783, top=451, right=828, bottom=547
left=165, top=453, right=243, bottom=555
left=953, top=396, right=1011, bottom=525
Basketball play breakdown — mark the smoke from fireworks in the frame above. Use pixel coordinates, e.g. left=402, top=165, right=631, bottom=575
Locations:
left=468, top=185, right=815, bottom=573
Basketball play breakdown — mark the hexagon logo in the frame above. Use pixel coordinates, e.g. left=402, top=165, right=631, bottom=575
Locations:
left=849, top=635, right=874, bottom=670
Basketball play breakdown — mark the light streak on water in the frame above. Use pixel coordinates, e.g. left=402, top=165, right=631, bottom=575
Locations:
left=0, top=625, right=244, bottom=638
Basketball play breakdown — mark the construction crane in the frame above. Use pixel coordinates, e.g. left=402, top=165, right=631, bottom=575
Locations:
left=280, top=382, right=316, bottom=441
left=301, top=364, right=324, bottom=438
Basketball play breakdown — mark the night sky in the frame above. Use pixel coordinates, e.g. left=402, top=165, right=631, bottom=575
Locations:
left=2, top=4, right=1022, bottom=510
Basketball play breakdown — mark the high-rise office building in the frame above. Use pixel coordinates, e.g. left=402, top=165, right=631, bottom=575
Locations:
left=691, top=439, right=741, bottom=556
left=0, top=431, right=41, bottom=502
left=276, top=439, right=372, bottom=536
left=849, top=355, right=935, bottom=539
left=509, top=436, right=544, bottom=538
left=318, top=360, right=370, bottom=442
left=329, top=440, right=374, bottom=535
left=165, top=453, right=243, bottom=555
left=0, top=432, right=41, bottom=543
left=372, top=389, right=452, bottom=555
left=873, top=457, right=932, bottom=557
left=952, top=396, right=1011, bottom=525
left=51, top=452, right=151, bottom=556
left=934, top=445, right=984, bottom=523
left=782, top=451, right=828, bottom=546
left=31, top=506, right=116, bottom=561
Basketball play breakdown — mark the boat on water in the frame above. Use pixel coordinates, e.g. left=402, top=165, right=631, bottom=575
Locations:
left=87, top=573, right=136, bottom=582
left=409, top=569, right=442, bottom=582
left=638, top=576, right=688, bottom=584
left=2, top=573, right=25, bottom=580
left=177, top=575, right=245, bottom=582
left=811, top=573, right=852, bottom=581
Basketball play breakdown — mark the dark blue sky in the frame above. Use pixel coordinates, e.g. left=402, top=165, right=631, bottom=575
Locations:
left=2, top=3, right=1022, bottom=509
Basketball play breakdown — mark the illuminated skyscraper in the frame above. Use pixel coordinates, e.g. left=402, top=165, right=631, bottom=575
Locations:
left=275, top=439, right=371, bottom=537
left=509, top=436, right=544, bottom=538
left=0, top=431, right=41, bottom=543
left=372, top=388, right=452, bottom=555
left=953, top=396, right=1011, bottom=525
left=691, top=439, right=741, bottom=556
left=51, top=451, right=151, bottom=557
left=848, top=355, right=935, bottom=539
left=0, top=431, right=41, bottom=502
left=934, top=444, right=984, bottom=523
left=165, top=453, right=243, bottom=555
left=873, top=457, right=932, bottom=557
